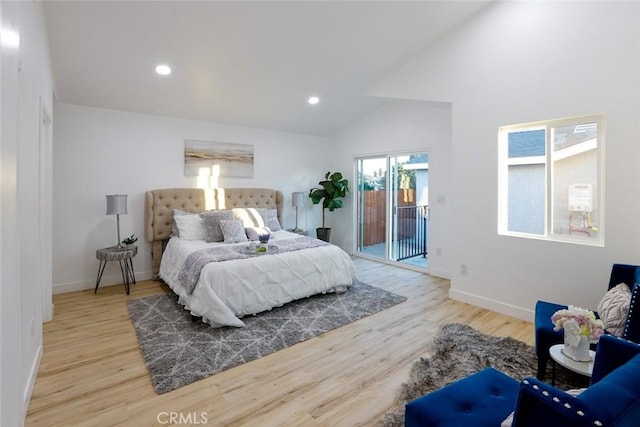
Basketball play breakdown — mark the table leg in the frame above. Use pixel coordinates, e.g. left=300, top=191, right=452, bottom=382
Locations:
left=118, top=260, right=130, bottom=295
left=127, top=258, right=136, bottom=285
left=95, top=260, right=107, bottom=294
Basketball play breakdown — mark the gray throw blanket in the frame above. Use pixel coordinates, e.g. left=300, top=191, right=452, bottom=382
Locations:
left=177, top=237, right=330, bottom=295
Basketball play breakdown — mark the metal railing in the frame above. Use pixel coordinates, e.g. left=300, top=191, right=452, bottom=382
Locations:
left=395, top=205, right=428, bottom=261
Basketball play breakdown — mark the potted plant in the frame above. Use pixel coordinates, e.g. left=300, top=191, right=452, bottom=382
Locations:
left=308, top=171, right=350, bottom=242
left=121, top=234, right=138, bottom=248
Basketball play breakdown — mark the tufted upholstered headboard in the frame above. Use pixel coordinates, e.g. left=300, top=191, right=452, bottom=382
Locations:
left=145, top=187, right=284, bottom=279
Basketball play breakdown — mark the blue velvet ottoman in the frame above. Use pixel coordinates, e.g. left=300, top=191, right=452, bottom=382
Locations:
left=405, top=367, right=519, bottom=427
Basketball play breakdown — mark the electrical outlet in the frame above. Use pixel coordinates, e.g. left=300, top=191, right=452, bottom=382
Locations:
left=436, top=248, right=442, bottom=256
left=460, top=264, right=468, bottom=275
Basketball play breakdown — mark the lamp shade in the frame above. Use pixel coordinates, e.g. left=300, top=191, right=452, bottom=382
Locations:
left=106, top=194, right=128, bottom=215
left=292, top=192, right=304, bottom=208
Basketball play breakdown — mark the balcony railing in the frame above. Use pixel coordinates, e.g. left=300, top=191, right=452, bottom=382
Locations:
left=395, top=204, right=428, bottom=261
left=358, top=190, right=428, bottom=264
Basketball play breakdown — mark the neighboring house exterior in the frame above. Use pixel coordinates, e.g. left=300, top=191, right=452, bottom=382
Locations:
left=507, top=128, right=598, bottom=237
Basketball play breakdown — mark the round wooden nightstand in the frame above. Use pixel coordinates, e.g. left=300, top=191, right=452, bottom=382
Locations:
left=95, top=245, right=137, bottom=294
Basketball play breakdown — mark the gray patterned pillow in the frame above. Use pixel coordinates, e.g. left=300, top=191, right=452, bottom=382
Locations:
left=200, top=210, right=234, bottom=243
left=257, top=208, right=282, bottom=231
left=597, top=283, right=631, bottom=336
left=219, top=220, right=248, bottom=243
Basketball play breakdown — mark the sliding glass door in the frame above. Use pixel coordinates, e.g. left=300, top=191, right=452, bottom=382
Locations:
left=356, top=153, right=429, bottom=269
left=356, top=157, right=389, bottom=260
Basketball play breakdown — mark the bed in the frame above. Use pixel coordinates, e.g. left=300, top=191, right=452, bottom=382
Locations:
left=145, top=187, right=357, bottom=327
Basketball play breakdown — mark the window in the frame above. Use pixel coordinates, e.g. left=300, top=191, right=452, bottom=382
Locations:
left=498, top=114, right=604, bottom=245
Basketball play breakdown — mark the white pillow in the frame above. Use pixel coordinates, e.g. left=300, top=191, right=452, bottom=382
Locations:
left=219, top=220, right=248, bottom=243
left=233, top=208, right=265, bottom=228
left=171, top=209, right=192, bottom=237
left=232, top=208, right=282, bottom=231
left=597, top=283, right=631, bottom=336
left=173, top=214, right=205, bottom=240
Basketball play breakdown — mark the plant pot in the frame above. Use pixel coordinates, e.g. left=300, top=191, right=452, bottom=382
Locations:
left=563, top=334, right=591, bottom=362
left=316, top=227, right=331, bottom=242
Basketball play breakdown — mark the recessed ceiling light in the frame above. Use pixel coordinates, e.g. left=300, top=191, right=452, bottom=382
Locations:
left=155, top=64, right=171, bottom=76
left=308, top=96, right=320, bottom=105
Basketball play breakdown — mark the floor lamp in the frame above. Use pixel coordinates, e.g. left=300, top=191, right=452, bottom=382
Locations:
left=292, top=192, right=304, bottom=232
left=106, top=194, right=128, bottom=247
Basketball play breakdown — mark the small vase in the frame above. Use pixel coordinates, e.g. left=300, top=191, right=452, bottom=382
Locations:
left=563, top=334, right=591, bottom=362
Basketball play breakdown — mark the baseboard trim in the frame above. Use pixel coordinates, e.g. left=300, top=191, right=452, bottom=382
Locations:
left=449, top=288, right=534, bottom=322
left=53, top=270, right=152, bottom=294
left=23, top=344, right=42, bottom=418
left=427, top=267, right=451, bottom=280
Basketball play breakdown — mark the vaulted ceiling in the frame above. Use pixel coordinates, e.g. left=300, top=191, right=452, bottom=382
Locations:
left=43, top=1, right=491, bottom=136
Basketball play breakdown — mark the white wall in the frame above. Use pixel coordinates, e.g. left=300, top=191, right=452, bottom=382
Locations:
left=368, top=1, right=640, bottom=320
left=52, top=103, right=334, bottom=292
left=329, top=100, right=452, bottom=278
left=1, top=1, right=54, bottom=425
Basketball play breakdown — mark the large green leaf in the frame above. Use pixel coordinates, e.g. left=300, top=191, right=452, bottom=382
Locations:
left=308, top=171, right=350, bottom=227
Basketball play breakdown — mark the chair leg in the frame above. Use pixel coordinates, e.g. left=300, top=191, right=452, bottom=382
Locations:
left=537, top=357, right=547, bottom=380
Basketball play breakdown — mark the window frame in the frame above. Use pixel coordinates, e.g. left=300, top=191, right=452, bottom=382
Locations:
left=498, top=114, right=605, bottom=246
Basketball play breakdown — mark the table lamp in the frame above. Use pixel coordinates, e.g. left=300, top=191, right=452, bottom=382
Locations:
left=106, top=194, right=128, bottom=246
left=292, top=192, right=304, bottom=232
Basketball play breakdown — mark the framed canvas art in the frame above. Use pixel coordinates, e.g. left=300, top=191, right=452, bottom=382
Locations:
left=184, top=139, right=254, bottom=178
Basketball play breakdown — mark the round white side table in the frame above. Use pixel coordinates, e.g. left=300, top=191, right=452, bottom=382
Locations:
left=549, top=343, right=595, bottom=386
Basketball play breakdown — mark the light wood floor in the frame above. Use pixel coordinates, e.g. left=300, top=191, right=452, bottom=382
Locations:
left=26, top=257, right=534, bottom=427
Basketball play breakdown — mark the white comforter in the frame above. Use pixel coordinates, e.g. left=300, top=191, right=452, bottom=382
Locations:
left=159, top=230, right=357, bottom=327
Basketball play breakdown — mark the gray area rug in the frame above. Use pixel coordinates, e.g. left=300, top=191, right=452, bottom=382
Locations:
left=128, top=281, right=406, bottom=394
left=381, top=323, right=589, bottom=426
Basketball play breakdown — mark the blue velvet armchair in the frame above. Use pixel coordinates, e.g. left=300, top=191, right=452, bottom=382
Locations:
left=534, top=263, right=640, bottom=380
left=404, top=334, right=640, bottom=427
left=513, top=334, right=640, bottom=427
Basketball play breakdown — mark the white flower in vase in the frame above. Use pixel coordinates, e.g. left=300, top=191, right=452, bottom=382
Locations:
left=562, top=318, right=583, bottom=347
